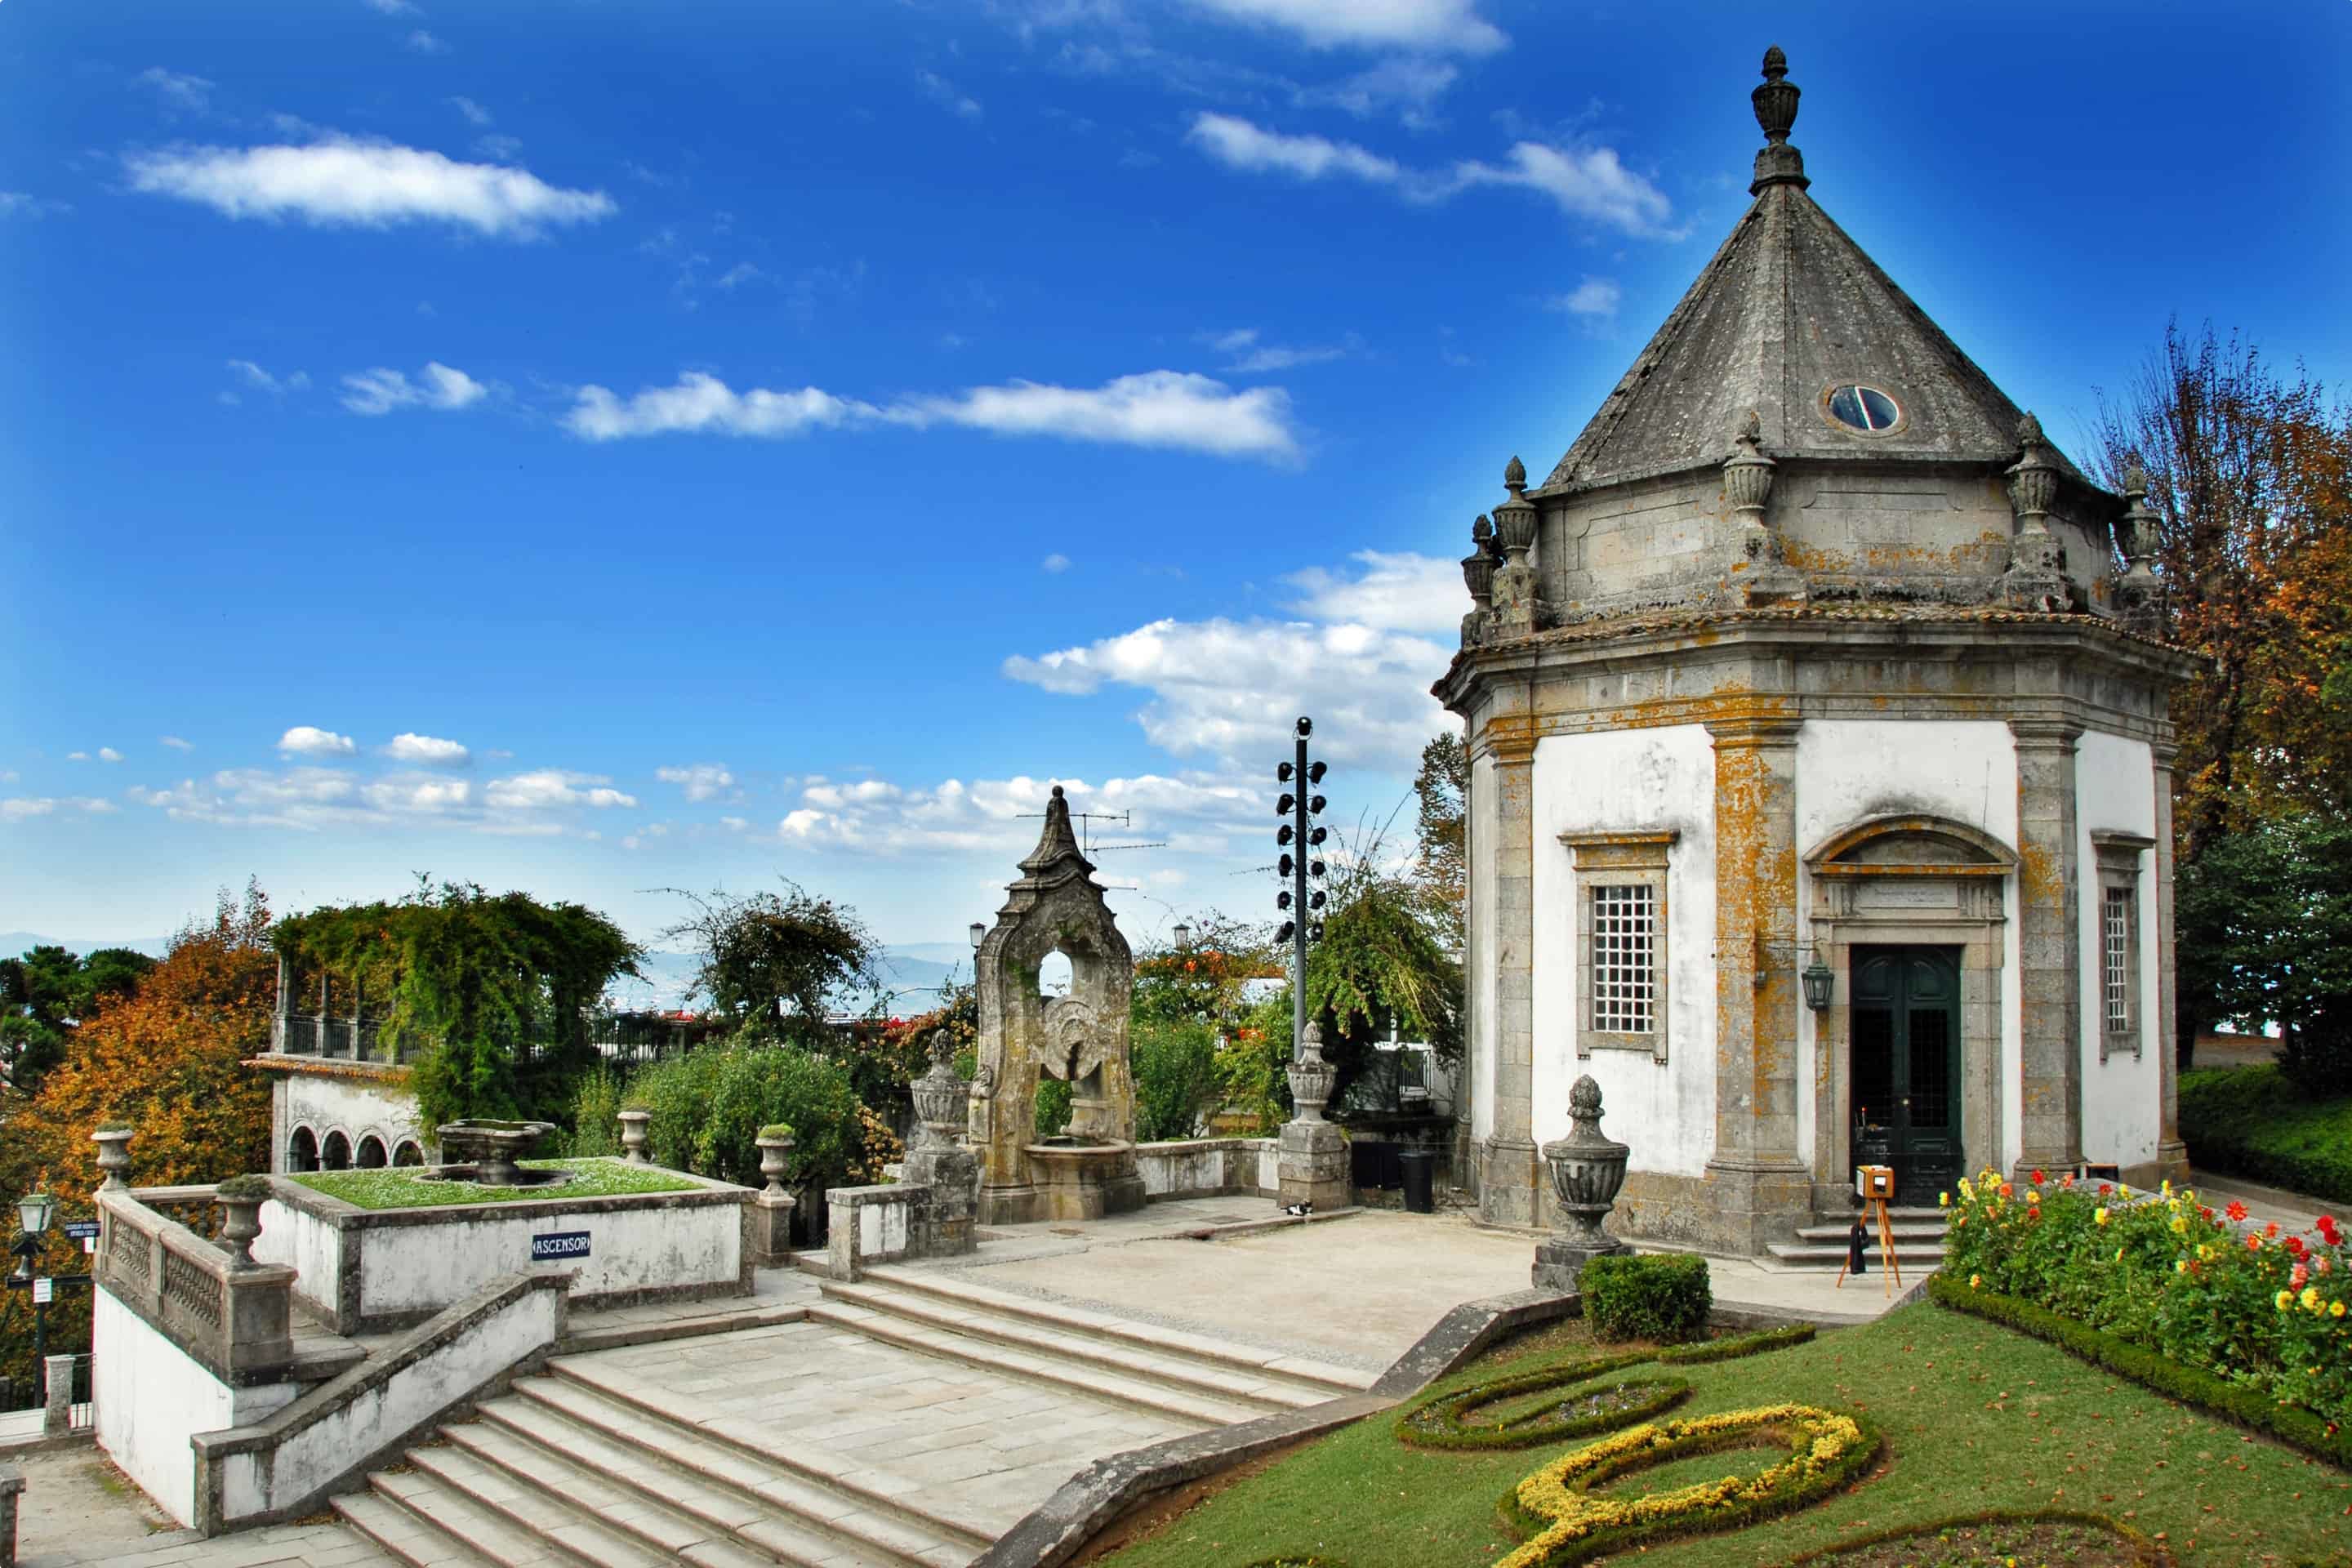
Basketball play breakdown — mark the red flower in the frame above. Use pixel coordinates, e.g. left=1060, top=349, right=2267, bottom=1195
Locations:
left=2247, top=1233, right=2265, bottom=1252
left=2032, top=1169, right=2047, bottom=1186
left=2226, top=1200, right=2249, bottom=1223
left=2200, top=1206, right=2216, bottom=1223
left=2100, top=1183, right=2114, bottom=1197
left=2000, top=1182, right=2015, bottom=1200
left=2267, top=1221, right=2282, bottom=1239
left=2287, top=1235, right=2310, bottom=1260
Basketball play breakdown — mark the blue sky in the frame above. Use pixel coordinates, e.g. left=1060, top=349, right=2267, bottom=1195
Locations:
left=4, top=0, right=2348, bottom=954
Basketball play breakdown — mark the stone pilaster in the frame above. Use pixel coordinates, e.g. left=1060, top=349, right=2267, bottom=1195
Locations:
left=1477, top=723, right=1541, bottom=1227
left=1700, top=713, right=1811, bottom=1251
left=2149, top=741, right=2190, bottom=1182
left=2010, top=717, right=2085, bottom=1178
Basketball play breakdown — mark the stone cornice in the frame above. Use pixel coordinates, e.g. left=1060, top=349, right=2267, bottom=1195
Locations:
left=245, top=1055, right=413, bottom=1084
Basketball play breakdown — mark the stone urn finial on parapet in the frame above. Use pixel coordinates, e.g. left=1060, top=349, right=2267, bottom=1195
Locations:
left=213, top=1174, right=273, bottom=1270
left=1532, top=1074, right=1632, bottom=1292
left=91, top=1124, right=134, bottom=1191
left=1277, top=1021, right=1350, bottom=1213
left=910, top=1030, right=973, bottom=1151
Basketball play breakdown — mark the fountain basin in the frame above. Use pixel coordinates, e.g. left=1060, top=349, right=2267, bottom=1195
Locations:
left=1022, top=1137, right=1147, bottom=1222
left=434, top=1119, right=559, bottom=1186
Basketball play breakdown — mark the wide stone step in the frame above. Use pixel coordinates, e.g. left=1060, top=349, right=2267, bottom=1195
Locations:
left=1794, top=1222, right=1949, bottom=1243
left=402, top=1442, right=679, bottom=1568
left=820, top=1277, right=1341, bottom=1414
left=859, top=1267, right=1373, bottom=1397
left=803, top=1298, right=1250, bottom=1428
left=332, top=1486, right=502, bottom=1568
left=531, top=1361, right=1000, bottom=1554
left=483, top=1381, right=960, bottom=1568
left=1766, top=1241, right=1948, bottom=1267
left=359, top=1464, right=581, bottom=1568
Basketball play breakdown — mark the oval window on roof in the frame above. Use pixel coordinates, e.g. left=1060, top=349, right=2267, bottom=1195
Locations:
left=1826, top=384, right=1901, bottom=434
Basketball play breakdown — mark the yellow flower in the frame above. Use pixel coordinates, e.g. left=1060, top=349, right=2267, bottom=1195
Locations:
left=2172, top=1217, right=2189, bottom=1235
left=2175, top=1259, right=2189, bottom=1274
left=2278, top=1290, right=2296, bottom=1310
left=2095, top=1207, right=2110, bottom=1227
left=2161, top=1178, right=2173, bottom=1197
left=1958, top=1177, right=1976, bottom=1201
left=2305, top=1287, right=2324, bottom=1312
left=2029, top=1187, right=2042, bottom=1203
left=1939, top=1191, right=1950, bottom=1208
left=2333, top=1301, right=2347, bottom=1319
left=1970, top=1274, right=1982, bottom=1289
left=2119, top=1183, right=2132, bottom=1199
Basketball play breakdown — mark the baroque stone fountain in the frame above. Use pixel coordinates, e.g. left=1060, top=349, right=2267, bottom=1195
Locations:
left=433, top=1119, right=563, bottom=1187
left=969, top=786, right=1146, bottom=1225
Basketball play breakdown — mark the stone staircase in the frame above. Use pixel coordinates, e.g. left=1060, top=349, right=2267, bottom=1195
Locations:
left=332, top=1269, right=1371, bottom=1568
left=1765, top=1206, right=1949, bottom=1269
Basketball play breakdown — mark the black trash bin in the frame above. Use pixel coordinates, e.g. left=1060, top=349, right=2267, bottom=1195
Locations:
left=1397, top=1148, right=1436, bottom=1214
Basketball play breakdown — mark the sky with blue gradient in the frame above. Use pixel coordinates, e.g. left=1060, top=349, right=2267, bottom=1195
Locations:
left=4, top=0, right=2348, bottom=955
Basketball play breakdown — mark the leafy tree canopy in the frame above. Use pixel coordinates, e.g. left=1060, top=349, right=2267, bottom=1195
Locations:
left=658, top=881, right=881, bottom=1044
left=2176, top=811, right=2352, bottom=1093
left=1413, top=732, right=1468, bottom=952
left=1, top=943, right=157, bottom=1092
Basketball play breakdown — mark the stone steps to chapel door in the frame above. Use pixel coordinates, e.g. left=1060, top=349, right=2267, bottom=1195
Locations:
left=488, top=1375, right=972, bottom=1568
left=858, top=1266, right=1373, bottom=1399
left=1792, top=1221, right=1949, bottom=1243
left=537, top=1356, right=1008, bottom=1550
left=819, top=1275, right=1353, bottom=1416
left=1764, top=1241, right=1949, bottom=1267
left=800, top=1298, right=1258, bottom=1428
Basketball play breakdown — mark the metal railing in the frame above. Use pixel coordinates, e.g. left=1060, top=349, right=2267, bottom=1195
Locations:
left=271, top=1015, right=416, bottom=1063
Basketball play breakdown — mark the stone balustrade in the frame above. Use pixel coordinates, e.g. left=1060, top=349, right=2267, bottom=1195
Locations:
left=96, top=1185, right=297, bottom=1383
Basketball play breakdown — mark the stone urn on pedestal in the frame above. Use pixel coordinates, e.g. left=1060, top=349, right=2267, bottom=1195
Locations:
left=1532, top=1074, right=1632, bottom=1292
left=899, top=1031, right=980, bottom=1257
left=749, top=1125, right=799, bottom=1268
left=91, top=1125, right=134, bottom=1191
left=617, top=1109, right=652, bottom=1165
left=213, top=1174, right=273, bottom=1269
left=1276, top=1022, right=1351, bottom=1213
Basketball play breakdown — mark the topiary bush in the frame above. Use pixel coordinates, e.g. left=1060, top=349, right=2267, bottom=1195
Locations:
left=1579, top=1253, right=1713, bottom=1343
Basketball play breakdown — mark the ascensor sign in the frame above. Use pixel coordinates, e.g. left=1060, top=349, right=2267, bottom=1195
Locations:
left=530, top=1231, right=590, bottom=1263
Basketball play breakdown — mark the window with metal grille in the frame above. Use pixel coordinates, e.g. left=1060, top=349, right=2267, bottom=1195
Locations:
left=1589, top=884, right=1656, bottom=1033
left=2104, top=886, right=2133, bottom=1031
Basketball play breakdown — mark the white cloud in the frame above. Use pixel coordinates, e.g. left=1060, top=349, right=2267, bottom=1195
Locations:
left=720, top=815, right=749, bottom=831
left=1205, top=326, right=1357, bottom=374
left=362, top=776, right=470, bottom=812
left=66, top=752, right=88, bottom=762
left=363, top=0, right=418, bottom=12
left=917, top=70, right=982, bottom=120
left=226, top=359, right=310, bottom=397
left=278, top=725, right=357, bottom=757
left=1042, top=553, right=1071, bottom=573
left=136, top=68, right=214, bottom=113
left=160, top=736, right=194, bottom=751
left=0, top=193, right=72, bottom=220
left=1294, top=57, right=1459, bottom=123
left=97, top=746, right=123, bottom=764
left=656, top=763, right=735, bottom=802
left=125, top=136, right=616, bottom=238
left=713, top=262, right=764, bottom=290
left=565, top=369, right=1297, bottom=461
left=448, top=96, right=492, bottom=126
left=2, top=799, right=55, bottom=821
left=405, top=29, right=449, bottom=54
left=381, top=732, right=470, bottom=765
left=771, top=770, right=1264, bottom=858
left=1548, top=277, right=1620, bottom=318
left=1187, top=0, right=1504, bottom=53
left=1188, top=114, right=1677, bottom=238
left=1187, top=114, right=1401, bottom=184
left=340, top=362, right=488, bottom=416
left=484, top=769, right=635, bottom=810
left=473, top=134, right=523, bottom=163
left=1285, top=550, right=1466, bottom=633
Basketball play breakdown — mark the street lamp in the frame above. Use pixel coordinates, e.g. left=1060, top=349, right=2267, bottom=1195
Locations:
left=969, top=922, right=986, bottom=952
left=17, top=1192, right=54, bottom=1238
left=1172, top=921, right=1191, bottom=948
left=1802, top=949, right=1835, bottom=1012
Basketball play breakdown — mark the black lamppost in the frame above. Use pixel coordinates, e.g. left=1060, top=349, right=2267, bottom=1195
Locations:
left=1171, top=921, right=1191, bottom=949
left=969, top=922, right=985, bottom=953
left=1274, top=715, right=1330, bottom=1055
left=7, top=1191, right=88, bottom=1404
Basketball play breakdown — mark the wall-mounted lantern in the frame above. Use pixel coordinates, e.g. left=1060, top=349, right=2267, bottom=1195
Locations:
left=1802, top=950, right=1835, bottom=1012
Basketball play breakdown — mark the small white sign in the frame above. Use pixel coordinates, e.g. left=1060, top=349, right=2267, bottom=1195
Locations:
left=32, top=1277, right=52, bottom=1304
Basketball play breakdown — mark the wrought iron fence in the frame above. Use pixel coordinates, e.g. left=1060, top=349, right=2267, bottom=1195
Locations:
left=270, top=1014, right=415, bottom=1063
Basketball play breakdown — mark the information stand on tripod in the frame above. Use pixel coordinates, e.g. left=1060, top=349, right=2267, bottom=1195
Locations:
left=1837, top=1164, right=1901, bottom=1296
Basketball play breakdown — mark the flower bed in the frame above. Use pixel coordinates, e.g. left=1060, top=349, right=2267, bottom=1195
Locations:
left=1777, top=1509, right=2163, bottom=1566
left=1940, top=1165, right=2350, bottom=1429
left=291, top=1157, right=696, bottom=1209
left=1494, top=1405, right=1880, bottom=1568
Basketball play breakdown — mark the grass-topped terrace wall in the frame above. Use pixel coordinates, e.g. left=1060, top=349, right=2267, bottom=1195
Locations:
left=250, top=1156, right=751, bottom=1334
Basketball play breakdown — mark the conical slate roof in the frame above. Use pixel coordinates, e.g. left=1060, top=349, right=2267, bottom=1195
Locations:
left=1542, top=48, right=2090, bottom=495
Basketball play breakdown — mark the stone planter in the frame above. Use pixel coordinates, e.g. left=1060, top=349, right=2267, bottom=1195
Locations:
left=617, top=1110, right=651, bottom=1165
left=755, top=1134, right=796, bottom=1198
left=216, top=1193, right=265, bottom=1270
left=909, top=1032, right=972, bottom=1150
left=91, top=1127, right=134, bottom=1191
left=1532, top=1074, right=1631, bottom=1292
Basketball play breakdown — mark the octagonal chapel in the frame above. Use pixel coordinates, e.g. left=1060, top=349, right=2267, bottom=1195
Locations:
left=1438, top=48, right=2198, bottom=1256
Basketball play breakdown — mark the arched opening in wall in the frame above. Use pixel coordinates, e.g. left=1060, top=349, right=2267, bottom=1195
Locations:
left=354, top=1135, right=389, bottom=1169
left=1032, top=1074, right=1074, bottom=1138
left=320, top=1131, right=352, bottom=1171
left=1037, top=948, right=1073, bottom=999
left=392, top=1140, right=425, bottom=1167
left=287, top=1126, right=319, bottom=1174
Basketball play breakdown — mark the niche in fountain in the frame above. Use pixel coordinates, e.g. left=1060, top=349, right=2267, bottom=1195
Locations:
left=971, top=786, right=1146, bottom=1225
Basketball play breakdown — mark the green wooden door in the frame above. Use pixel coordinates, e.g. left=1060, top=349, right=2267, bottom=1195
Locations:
left=1849, top=946, right=1962, bottom=1208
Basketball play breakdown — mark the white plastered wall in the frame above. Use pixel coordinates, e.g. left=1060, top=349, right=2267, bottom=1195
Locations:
left=1530, top=724, right=1717, bottom=1178
left=2076, top=728, right=2162, bottom=1170
left=274, top=1073, right=425, bottom=1172
left=1794, top=720, right=2022, bottom=1172
left=94, top=1287, right=300, bottom=1527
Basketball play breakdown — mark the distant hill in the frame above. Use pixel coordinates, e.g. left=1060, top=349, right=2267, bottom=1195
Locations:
left=0, top=931, right=173, bottom=960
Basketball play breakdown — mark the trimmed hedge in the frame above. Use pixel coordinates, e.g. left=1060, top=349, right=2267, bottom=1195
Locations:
left=1580, top=1253, right=1712, bottom=1343
left=1655, top=1323, right=1816, bottom=1365
left=1777, top=1508, right=2163, bottom=1566
left=2180, top=1063, right=2352, bottom=1205
left=1928, top=1272, right=2352, bottom=1468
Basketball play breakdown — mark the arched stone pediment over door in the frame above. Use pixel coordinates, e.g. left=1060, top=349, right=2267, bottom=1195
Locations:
left=1802, top=814, right=2016, bottom=1215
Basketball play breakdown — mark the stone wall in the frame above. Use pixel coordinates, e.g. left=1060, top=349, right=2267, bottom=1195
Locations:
left=266, top=1062, right=425, bottom=1173
left=93, top=1287, right=303, bottom=1528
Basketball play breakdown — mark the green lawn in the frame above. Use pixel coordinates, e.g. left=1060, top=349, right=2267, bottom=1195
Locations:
left=1105, top=1305, right=2352, bottom=1568
left=287, top=1156, right=697, bottom=1209
left=2180, top=1064, right=2352, bottom=1205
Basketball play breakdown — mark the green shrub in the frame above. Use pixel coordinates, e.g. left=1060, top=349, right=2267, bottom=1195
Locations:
left=2179, top=1062, right=2352, bottom=1203
left=1940, top=1166, right=2351, bottom=1429
left=563, top=1065, right=623, bottom=1158
left=1655, top=1323, right=1816, bottom=1364
left=1132, top=1018, right=1221, bottom=1142
left=1930, top=1272, right=2352, bottom=1468
left=608, top=1033, right=867, bottom=1191
left=1034, top=1076, right=1073, bottom=1138
left=1579, top=1253, right=1712, bottom=1343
